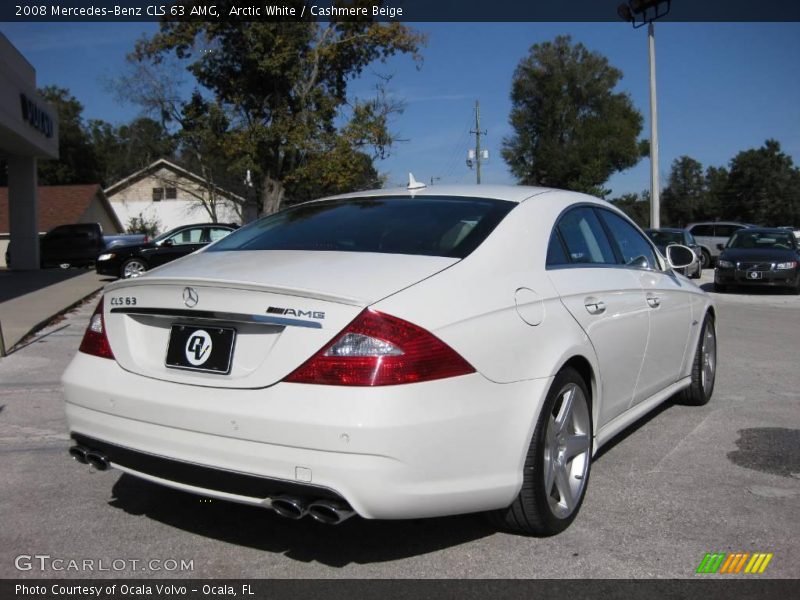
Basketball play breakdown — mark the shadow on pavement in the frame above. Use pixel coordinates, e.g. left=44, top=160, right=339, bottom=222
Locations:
left=0, top=268, right=89, bottom=303
left=109, top=474, right=496, bottom=566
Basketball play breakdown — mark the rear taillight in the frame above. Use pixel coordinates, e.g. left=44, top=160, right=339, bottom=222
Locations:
left=284, top=309, right=474, bottom=386
left=78, top=297, right=114, bottom=359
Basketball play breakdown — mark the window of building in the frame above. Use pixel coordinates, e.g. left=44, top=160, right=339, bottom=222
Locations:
left=152, top=187, right=164, bottom=202
left=165, top=187, right=177, bottom=200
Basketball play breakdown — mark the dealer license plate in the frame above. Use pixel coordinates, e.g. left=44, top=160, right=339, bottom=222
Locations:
left=165, top=324, right=236, bottom=374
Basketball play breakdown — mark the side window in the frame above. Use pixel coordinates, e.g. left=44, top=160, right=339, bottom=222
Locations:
left=714, top=224, right=738, bottom=238
left=555, top=207, right=617, bottom=265
left=598, top=210, right=659, bottom=270
left=209, top=228, right=232, bottom=242
left=168, top=228, right=204, bottom=245
left=546, top=231, right=569, bottom=265
left=690, top=224, right=713, bottom=237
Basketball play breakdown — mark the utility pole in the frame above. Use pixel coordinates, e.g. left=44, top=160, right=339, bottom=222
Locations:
left=469, top=100, right=487, bottom=185
left=647, top=21, right=660, bottom=228
left=618, top=0, right=670, bottom=229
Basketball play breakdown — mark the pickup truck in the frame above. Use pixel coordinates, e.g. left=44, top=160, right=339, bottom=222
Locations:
left=5, top=223, right=147, bottom=269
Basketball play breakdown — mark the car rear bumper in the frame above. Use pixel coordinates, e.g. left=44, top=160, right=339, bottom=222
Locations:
left=62, top=353, right=551, bottom=519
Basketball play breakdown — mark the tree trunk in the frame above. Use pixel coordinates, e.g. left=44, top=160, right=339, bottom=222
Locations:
left=260, top=176, right=285, bottom=216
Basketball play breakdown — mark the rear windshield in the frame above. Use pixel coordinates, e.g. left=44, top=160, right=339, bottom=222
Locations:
left=727, top=231, right=797, bottom=250
left=207, top=196, right=516, bottom=259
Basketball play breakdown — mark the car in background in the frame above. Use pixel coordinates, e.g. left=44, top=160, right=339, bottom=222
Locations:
left=95, top=223, right=237, bottom=279
left=104, top=233, right=149, bottom=249
left=63, top=184, right=715, bottom=536
left=714, top=228, right=800, bottom=293
left=778, top=226, right=800, bottom=243
left=685, top=221, right=757, bottom=268
left=644, top=228, right=702, bottom=278
left=5, top=223, right=146, bottom=269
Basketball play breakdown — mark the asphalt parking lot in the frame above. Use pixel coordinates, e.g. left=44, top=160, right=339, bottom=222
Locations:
left=0, top=270, right=798, bottom=579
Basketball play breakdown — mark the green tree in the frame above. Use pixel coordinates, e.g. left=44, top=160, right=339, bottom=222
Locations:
left=701, top=165, right=729, bottom=221
left=37, top=86, right=101, bottom=185
left=89, top=117, right=177, bottom=185
left=723, top=139, right=800, bottom=225
left=610, top=191, right=650, bottom=228
left=132, top=5, right=425, bottom=218
left=661, top=156, right=706, bottom=227
left=502, top=36, right=646, bottom=197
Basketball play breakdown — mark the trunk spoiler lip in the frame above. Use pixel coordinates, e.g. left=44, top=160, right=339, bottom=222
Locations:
left=104, top=277, right=367, bottom=307
left=109, top=307, right=323, bottom=329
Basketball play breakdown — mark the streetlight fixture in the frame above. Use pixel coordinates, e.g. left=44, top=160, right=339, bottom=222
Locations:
left=618, top=0, right=671, bottom=229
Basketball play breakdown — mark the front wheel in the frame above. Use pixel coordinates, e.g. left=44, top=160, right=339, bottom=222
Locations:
left=121, top=258, right=148, bottom=279
left=682, top=314, right=716, bottom=406
left=488, top=367, right=592, bottom=536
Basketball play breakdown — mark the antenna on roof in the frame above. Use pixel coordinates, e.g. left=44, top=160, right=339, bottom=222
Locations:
left=407, top=173, right=427, bottom=190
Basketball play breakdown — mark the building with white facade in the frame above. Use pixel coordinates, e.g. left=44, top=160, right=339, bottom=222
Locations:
left=104, top=159, right=242, bottom=234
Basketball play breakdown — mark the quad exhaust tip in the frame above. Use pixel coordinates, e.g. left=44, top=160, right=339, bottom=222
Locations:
left=68, top=446, right=109, bottom=471
left=271, top=496, right=355, bottom=525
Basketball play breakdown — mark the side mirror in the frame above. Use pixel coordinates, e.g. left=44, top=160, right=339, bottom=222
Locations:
left=161, top=239, right=173, bottom=247
left=716, top=243, right=725, bottom=251
left=666, top=244, right=696, bottom=269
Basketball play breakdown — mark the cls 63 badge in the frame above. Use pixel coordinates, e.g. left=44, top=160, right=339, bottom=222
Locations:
left=109, top=296, right=137, bottom=306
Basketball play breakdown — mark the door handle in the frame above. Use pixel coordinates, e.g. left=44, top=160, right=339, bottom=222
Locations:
left=646, top=294, right=661, bottom=308
left=584, top=299, right=606, bottom=315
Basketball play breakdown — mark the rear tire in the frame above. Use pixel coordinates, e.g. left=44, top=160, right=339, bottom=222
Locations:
left=488, top=367, right=592, bottom=536
left=682, top=314, right=716, bottom=406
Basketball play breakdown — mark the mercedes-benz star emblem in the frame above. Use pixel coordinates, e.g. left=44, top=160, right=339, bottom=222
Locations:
left=182, top=287, right=199, bottom=308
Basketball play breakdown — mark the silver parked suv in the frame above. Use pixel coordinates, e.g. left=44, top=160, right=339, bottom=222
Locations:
left=685, top=221, right=757, bottom=268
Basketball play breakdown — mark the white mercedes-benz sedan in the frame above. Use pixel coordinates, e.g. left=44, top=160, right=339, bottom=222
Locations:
left=62, top=182, right=716, bottom=535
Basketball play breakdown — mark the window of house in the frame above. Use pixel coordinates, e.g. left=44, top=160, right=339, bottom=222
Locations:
left=165, top=187, right=177, bottom=199
left=152, top=187, right=164, bottom=202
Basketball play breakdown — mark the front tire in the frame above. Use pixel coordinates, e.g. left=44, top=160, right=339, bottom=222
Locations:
left=488, top=367, right=592, bottom=536
left=700, top=249, right=711, bottom=269
left=121, top=258, right=148, bottom=279
left=682, top=313, right=716, bottom=406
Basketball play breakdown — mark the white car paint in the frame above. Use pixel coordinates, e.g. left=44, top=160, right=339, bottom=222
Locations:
left=62, top=184, right=714, bottom=530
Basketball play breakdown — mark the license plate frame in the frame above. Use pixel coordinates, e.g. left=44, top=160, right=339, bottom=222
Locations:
left=747, top=271, right=763, bottom=280
left=165, top=324, right=236, bottom=375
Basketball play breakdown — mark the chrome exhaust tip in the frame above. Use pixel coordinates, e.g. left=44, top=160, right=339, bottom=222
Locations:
left=85, top=451, right=110, bottom=471
left=270, top=496, right=308, bottom=520
left=307, top=500, right=356, bottom=525
left=68, top=446, right=89, bottom=464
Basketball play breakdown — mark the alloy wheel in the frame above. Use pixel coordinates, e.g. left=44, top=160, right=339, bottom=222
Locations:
left=543, top=383, right=591, bottom=519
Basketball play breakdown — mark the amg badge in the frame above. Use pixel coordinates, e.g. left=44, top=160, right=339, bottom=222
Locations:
left=267, top=306, right=325, bottom=320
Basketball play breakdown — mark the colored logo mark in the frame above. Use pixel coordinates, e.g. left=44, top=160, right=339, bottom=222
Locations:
left=696, top=552, right=773, bottom=574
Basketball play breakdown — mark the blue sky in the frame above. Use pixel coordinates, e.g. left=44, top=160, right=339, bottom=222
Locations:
left=1, top=21, right=798, bottom=196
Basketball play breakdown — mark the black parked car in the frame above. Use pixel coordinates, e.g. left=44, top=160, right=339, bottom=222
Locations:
left=714, top=228, right=800, bottom=293
left=95, top=223, right=237, bottom=279
left=644, top=228, right=702, bottom=278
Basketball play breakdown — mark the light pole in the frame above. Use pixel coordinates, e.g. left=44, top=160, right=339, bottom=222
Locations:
left=618, top=0, right=671, bottom=229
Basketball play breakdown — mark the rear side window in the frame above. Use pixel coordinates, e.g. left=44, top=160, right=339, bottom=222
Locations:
left=552, top=207, right=617, bottom=265
left=208, top=197, right=516, bottom=259
left=690, top=224, right=713, bottom=236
